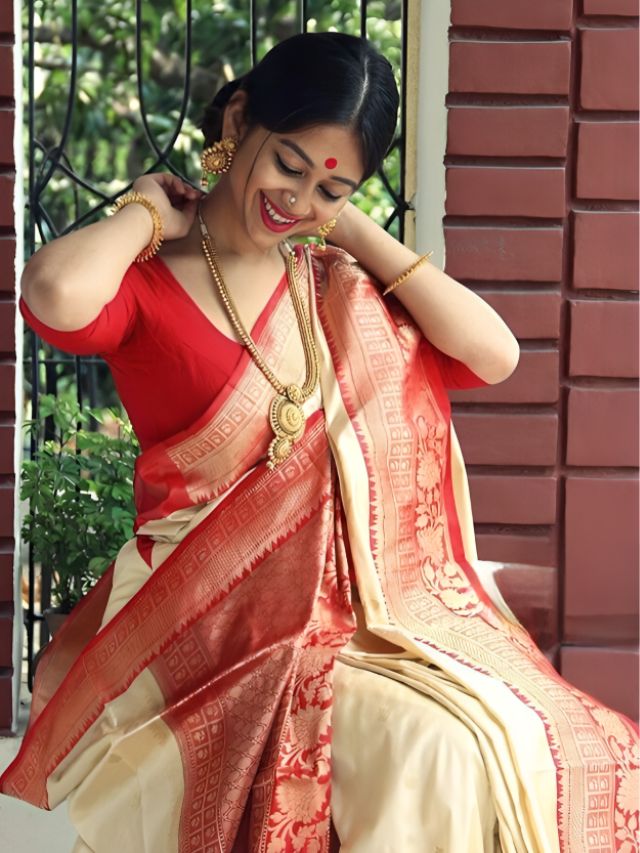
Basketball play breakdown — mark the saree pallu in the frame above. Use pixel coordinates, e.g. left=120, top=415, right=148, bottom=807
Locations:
left=1, top=243, right=638, bottom=852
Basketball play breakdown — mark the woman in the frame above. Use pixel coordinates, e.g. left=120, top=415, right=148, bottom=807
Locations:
left=2, top=32, right=638, bottom=853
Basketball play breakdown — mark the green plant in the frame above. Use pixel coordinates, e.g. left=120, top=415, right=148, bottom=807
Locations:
left=20, top=393, right=140, bottom=613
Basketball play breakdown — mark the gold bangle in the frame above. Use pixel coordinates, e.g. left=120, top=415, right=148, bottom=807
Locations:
left=382, top=251, right=434, bottom=297
left=111, top=190, right=165, bottom=263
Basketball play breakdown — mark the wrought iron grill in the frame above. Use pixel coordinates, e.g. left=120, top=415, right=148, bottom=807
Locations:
left=23, top=0, right=412, bottom=689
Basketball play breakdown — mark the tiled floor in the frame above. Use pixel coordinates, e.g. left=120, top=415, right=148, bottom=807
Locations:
left=0, top=657, right=77, bottom=852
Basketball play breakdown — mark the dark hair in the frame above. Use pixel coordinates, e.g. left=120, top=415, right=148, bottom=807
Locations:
left=197, top=32, right=399, bottom=186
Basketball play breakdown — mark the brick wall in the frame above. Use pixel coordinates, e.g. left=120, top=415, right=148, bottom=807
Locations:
left=446, top=0, right=639, bottom=720
left=0, top=2, right=16, bottom=731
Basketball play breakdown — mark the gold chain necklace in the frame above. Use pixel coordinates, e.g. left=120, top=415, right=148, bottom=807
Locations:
left=197, top=203, right=319, bottom=470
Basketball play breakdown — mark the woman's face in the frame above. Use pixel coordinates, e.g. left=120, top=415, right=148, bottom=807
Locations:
left=220, top=96, right=365, bottom=252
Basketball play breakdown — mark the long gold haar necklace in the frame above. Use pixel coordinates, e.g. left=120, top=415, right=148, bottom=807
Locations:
left=197, top=202, right=319, bottom=470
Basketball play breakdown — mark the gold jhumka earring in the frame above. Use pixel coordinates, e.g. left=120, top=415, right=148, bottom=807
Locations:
left=316, top=218, right=338, bottom=251
left=200, top=136, right=239, bottom=188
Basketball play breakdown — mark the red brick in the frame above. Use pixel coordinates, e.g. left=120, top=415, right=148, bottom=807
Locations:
left=0, top=613, right=12, bottom=667
left=0, top=176, right=13, bottom=229
left=577, top=122, right=639, bottom=200
left=564, top=477, right=639, bottom=644
left=476, top=531, right=557, bottom=567
left=476, top=291, right=561, bottom=340
left=0, top=302, right=15, bottom=353
left=445, top=167, right=565, bottom=218
left=573, top=212, right=639, bottom=292
left=444, top=227, right=564, bottom=281
left=0, top=363, right=14, bottom=412
left=450, top=41, right=571, bottom=95
left=0, top=47, right=12, bottom=100
left=0, top=110, right=14, bottom=167
left=567, top=388, right=639, bottom=467
left=447, top=107, right=570, bottom=158
left=0, top=4, right=13, bottom=34
left=469, top=474, right=558, bottom=524
left=580, top=29, right=639, bottom=112
left=0, top=553, right=13, bottom=602
left=0, top=487, right=13, bottom=537
left=560, top=646, right=639, bottom=721
left=0, top=424, right=13, bottom=474
left=451, top=0, right=572, bottom=30
left=454, top=412, right=558, bottom=465
left=0, top=238, right=16, bottom=293
left=583, top=0, right=638, bottom=13
left=0, top=672, right=12, bottom=731
left=570, top=300, right=639, bottom=377
left=450, top=350, right=560, bottom=404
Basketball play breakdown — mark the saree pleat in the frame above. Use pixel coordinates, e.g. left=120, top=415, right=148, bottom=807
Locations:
left=1, top=242, right=638, bottom=853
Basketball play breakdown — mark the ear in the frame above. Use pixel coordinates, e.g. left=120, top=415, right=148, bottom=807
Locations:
left=221, top=89, right=251, bottom=142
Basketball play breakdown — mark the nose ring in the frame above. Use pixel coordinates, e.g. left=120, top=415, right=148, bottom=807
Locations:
left=288, top=195, right=296, bottom=205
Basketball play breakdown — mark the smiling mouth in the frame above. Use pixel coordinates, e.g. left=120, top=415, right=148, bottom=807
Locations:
left=260, top=192, right=302, bottom=228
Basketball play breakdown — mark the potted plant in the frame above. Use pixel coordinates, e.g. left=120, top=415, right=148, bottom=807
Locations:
left=20, top=392, right=139, bottom=638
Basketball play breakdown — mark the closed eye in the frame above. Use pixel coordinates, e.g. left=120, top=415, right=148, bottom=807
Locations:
left=276, top=154, right=302, bottom=177
left=275, top=154, right=342, bottom=202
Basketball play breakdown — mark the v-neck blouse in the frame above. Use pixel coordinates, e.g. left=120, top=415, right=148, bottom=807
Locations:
left=19, top=243, right=489, bottom=451
left=19, top=251, right=291, bottom=451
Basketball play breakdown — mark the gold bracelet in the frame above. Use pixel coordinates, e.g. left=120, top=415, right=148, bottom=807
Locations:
left=382, top=251, right=434, bottom=297
left=111, top=190, right=165, bottom=263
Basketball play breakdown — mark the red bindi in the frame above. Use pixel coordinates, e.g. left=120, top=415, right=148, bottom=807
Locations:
left=325, top=157, right=338, bottom=170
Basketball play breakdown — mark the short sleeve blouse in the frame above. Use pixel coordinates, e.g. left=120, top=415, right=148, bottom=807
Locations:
left=19, top=250, right=489, bottom=450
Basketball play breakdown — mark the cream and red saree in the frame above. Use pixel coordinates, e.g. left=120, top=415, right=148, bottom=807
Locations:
left=1, top=243, right=638, bottom=852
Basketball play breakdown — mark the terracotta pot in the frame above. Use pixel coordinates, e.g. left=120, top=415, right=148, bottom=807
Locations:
left=32, top=607, right=72, bottom=677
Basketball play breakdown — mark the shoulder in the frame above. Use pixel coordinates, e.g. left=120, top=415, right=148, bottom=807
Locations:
left=304, top=242, right=359, bottom=267
left=301, top=242, right=372, bottom=292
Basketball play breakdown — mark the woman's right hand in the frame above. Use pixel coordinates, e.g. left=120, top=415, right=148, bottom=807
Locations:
left=132, top=173, right=204, bottom=241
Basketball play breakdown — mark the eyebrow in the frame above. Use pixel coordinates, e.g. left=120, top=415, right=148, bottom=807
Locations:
left=278, top=139, right=358, bottom=191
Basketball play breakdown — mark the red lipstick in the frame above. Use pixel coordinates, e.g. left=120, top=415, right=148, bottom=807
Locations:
left=259, top=192, right=303, bottom=233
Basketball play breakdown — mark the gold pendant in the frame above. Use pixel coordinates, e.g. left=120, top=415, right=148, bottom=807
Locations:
left=266, top=384, right=306, bottom=470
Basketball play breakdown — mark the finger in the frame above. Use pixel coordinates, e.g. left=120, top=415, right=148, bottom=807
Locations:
left=161, top=174, right=183, bottom=195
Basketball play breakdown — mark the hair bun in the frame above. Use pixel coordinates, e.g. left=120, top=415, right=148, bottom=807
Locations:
left=197, top=75, right=249, bottom=145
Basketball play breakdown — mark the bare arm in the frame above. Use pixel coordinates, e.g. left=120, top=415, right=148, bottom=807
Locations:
left=21, top=174, right=202, bottom=331
left=331, top=202, right=520, bottom=385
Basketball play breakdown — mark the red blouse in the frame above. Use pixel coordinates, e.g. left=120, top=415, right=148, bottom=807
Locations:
left=19, top=248, right=489, bottom=451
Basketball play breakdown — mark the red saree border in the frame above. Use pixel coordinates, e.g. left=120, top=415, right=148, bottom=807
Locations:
left=313, top=249, right=498, bottom=617
left=309, top=252, right=381, bottom=568
left=1, top=410, right=328, bottom=808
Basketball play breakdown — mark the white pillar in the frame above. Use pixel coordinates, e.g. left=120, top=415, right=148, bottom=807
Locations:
left=414, top=0, right=451, bottom=268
